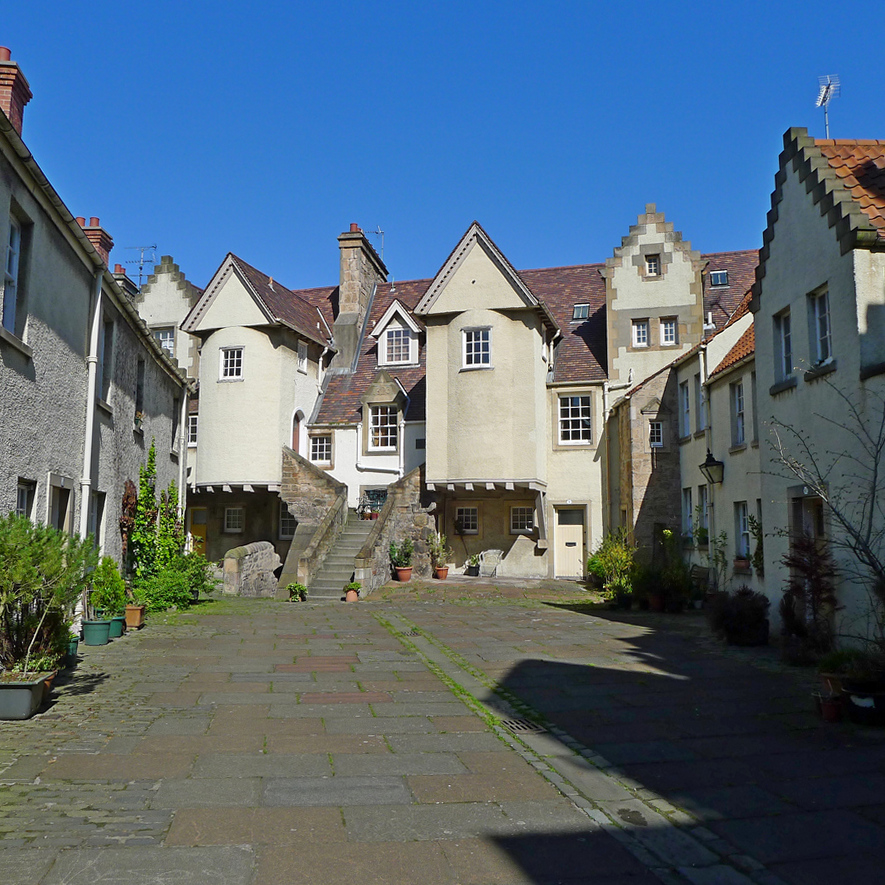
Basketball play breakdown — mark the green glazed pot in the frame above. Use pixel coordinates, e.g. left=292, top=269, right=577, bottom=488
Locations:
left=82, top=619, right=111, bottom=646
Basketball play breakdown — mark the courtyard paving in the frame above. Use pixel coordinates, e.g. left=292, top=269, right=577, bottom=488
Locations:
left=1, top=578, right=884, bottom=884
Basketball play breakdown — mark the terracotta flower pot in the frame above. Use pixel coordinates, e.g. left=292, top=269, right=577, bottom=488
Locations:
left=345, top=589, right=359, bottom=602
left=396, top=567, right=412, bottom=582
left=434, top=567, right=449, bottom=580
left=125, top=604, right=146, bottom=630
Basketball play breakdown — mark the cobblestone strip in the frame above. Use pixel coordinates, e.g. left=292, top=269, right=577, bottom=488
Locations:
left=376, top=611, right=789, bottom=885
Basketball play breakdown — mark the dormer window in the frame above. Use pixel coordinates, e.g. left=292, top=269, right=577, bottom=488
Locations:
left=384, top=326, right=413, bottom=364
left=572, top=303, right=589, bottom=321
left=710, top=270, right=728, bottom=287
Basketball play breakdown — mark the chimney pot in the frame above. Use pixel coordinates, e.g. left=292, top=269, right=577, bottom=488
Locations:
left=114, top=263, right=124, bottom=274
left=89, top=216, right=100, bottom=227
left=76, top=217, right=86, bottom=227
left=0, top=47, right=32, bottom=136
left=350, top=223, right=360, bottom=233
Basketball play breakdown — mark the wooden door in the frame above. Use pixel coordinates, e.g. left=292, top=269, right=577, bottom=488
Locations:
left=555, top=508, right=585, bottom=578
left=189, top=507, right=207, bottom=555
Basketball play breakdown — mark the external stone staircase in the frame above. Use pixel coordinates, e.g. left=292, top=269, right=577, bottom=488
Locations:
left=307, top=512, right=375, bottom=601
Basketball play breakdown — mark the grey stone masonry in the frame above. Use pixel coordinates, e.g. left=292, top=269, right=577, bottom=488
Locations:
left=222, top=541, right=280, bottom=597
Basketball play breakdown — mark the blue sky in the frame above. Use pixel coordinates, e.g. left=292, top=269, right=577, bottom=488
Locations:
left=3, top=2, right=878, bottom=290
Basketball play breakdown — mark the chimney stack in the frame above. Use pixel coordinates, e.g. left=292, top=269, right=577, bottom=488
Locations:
left=0, top=47, right=32, bottom=136
left=79, top=217, right=114, bottom=267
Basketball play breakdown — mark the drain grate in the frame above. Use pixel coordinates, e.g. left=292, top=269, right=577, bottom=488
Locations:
left=500, top=717, right=546, bottom=735
left=400, top=629, right=421, bottom=637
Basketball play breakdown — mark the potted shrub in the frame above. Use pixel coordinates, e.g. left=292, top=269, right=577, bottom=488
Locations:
left=286, top=582, right=309, bottom=602
left=389, top=540, right=414, bottom=581
left=0, top=514, right=97, bottom=720
left=344, top=580, right=361, bottom=602
left=89, top=556, right=128, bottom=639
left=465, top=553, right=480, bottom=577
left=707, top=585, right=770, bottom=646
left=429, top=531, right=452, bottom=579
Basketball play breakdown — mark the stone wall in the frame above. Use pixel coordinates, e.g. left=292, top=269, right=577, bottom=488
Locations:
left=354, top=464, right=438, bottom=595
left=223, top=541, right=281, bottom=597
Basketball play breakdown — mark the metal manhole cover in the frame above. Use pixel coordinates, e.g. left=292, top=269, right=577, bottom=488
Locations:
left=500, top=718, right=546, bottom=734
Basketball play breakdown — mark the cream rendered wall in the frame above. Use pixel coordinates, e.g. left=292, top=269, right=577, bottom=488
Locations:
left=546, top=385, right=606, bottom=552
left=755, top=168, right=885, bottom=635
left=196, top=325, right=285, bottom=484
left=424, top=244, right=547, bottom=484
left=199, top=275, right=268, bottom=330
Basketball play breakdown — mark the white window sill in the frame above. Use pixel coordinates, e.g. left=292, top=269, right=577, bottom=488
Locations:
left=0, top=326, right=32, bottom=358
left=460, top=364, right=493, bottom=372
left=218, top=376, right=244, bottom=383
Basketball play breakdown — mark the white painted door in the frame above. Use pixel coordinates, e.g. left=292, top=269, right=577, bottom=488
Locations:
left=555, top=509, right=585, bottom=578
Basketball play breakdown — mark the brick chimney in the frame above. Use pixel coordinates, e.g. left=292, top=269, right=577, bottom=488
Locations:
left=0, top=47, right=32, bottom=136
left=79, top=216, right=114, bottom=266
left=330, top=223, right=388, bottom=371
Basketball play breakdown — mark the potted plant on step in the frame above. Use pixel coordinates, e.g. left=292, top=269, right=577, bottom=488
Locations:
left=465, top=553, right=481, bottom=577
left=286, top=582, right=309, bottom=602
left=429, top=531, right=452, bottom=580
left=390, top=540, right=414, bottom=581
left=0, top=514, right=97, bottom=720
left=344, top=581, right=361, bottom=602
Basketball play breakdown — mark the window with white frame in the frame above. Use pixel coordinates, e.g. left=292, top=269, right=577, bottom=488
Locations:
left=279, top=500, right=297, bottom=540
left=2, top=216, right=21, bottom=334
left=310, top=434, right=332, bottom=464
left=455, top=506, right=478, bottom=535
left=750, top=371, right=759, bottom=442
left=98, top=316, right=114, bottom=402
left=297, top=340, right=308, bottom=373
left=510, top=506, right=534, bottom=534
left=774, top=310, right=792, bottom=381
left=154, top=327, right=175, bottom=357
left=735, top=501, right=750, bottom=558
left=649, top=421, right=663, bottom=448
left=383, top=326, right=413, bottom=364
left=559, top=395, right=592, bottom=444
left=694, top=373, right=707, bottom=431
left=187, top=414, right=198, bottom=446
left=463, top=328, right=491, bottom=368
left=88, top=490, right=105, bottom=546
left=632, top=319, right=649, bottom=347
left=730, top=379, right=745, bottom=446
left=645, top=254, right=661, bottom=276
left=809, top=289, right=832, bottom=365
left=679, top=381, right=691, bottom=437
left=15, top=479, right=34, bottom=518
left=220, top=346, right=244, bottom=380
left=709, top=270, right=728, bottom=287
left=369, top=405, right=398, bottom=450
left=224, top=506, right=244, bottom=533
left=661, top=318, right=677, bottom=346
left=682, top=488, right=693, bottom=537
left=572, top=303, right=589, bottom=321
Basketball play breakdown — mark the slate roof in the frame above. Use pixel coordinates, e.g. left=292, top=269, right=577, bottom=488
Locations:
left=817, top=140, right=885, bottom=235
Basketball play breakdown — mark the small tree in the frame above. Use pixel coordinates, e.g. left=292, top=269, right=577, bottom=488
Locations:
left=768, top=380, right=885, bottom=647
left=590, top=529, right=637, bottom=597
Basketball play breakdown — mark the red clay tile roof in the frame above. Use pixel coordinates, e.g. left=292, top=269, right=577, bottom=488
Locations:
left=817, top=140, right=885, bottom=234
left=231, top=254, right=330, bottom=346
left=709, top=323, right=755, bottom=379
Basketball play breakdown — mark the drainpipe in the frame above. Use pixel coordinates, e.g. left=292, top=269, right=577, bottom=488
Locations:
left=78, top=270, right=103, bottom=539
left=177, top=384, right=188, bottom=512
left=355, top=420, right=400, bottom=475
left=394, top=377, right=411, bottom=479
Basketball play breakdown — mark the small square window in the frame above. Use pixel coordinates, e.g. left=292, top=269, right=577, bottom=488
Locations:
left=297, top=341, right=308, bottom=373
left=415, top=438, right=426, bottom=450
left=15, top=479, right=35, bottom=518
left=463, top=328, right=491, bottom=368
left=224, top=507, right=244, bottom=533
left=455, top=506, right=478, bottom=535
left=632, top=320, right=649, bottom=348
left=279, top=501, right=297, bottom=540
left=649, top=421, right=663, bottom=448
left=384, top=327, right=412, bottom=364
left=220, top=346, right=244, bottom=380
left=709, top=270, right=729, bottom=287
left=510, top=506, right=534, bottom=534
left=154, top=327, right=175, bottom=357
left=559, top=395, right=592, bottom=444
left=661, top=318, right=677, bottom=346
left=187, top=414, right=198, bottom=446
left=645, top=254, right=661, bottom=276
left=310, top=434, right=332, bottom=464
left=572, top=304, right=589, bottom=321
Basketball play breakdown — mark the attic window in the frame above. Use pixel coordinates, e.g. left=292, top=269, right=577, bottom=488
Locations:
left=382, top=326, right=415, bottom=365
left=572, top=304, right=589, bottom=321
left=710, top=270, right=728, bottom=287
left=645, top=254, right=661, bottom=276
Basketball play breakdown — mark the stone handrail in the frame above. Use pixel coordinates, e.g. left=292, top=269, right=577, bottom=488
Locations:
left=223, top=541, right=281, bottom=597
left=297, top=493, right=348, bottom=587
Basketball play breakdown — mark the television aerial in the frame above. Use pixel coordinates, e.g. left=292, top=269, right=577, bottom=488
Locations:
left=815, top=75, right=840, bottom=139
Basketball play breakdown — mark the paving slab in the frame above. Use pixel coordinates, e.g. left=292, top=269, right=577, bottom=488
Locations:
left=263, top=775, right=412, bottom=806
left=165, top=807, right=347, bottom=845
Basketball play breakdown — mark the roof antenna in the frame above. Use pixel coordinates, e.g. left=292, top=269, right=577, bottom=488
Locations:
left=815, top=75, right=840, bottom=138
left=124, top=244, right=157, bottom=288
left=372, top=225, right=385, bottom=261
